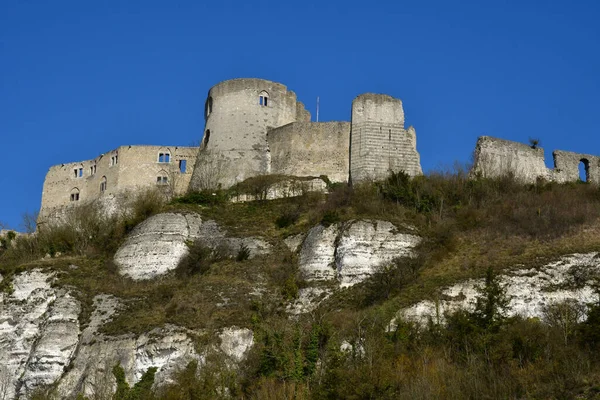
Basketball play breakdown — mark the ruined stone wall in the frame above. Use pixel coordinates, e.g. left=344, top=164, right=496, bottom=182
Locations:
left=268, top=121, right=351, bottom=183
left=189, top=78, right=309, bottom=189
left=39, top=145, right=198, bottom=223
left=39, top=148, right=121, bottom=222
left=349, top=94, right=422, bottom=183
left=471, top=136, right=600, bottom=184
left=471, top=136, right=549, bottom=183
left=552, top=150, right=600, bottom=184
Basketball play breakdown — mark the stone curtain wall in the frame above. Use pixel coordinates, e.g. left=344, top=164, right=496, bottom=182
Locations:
left=350, top=94, right=422, bottom=183
left=471, top=136, right=549, bottom=183
left=116, top=146, right=198, bottom=195
left=39, top=145, right=198, bottom=223
left=553, top=150, right=600, bottom=184
left=471, top=136, right=600, bottom=184
left=268, top=121, right=351, bottom=183
left=190, top=79, right=307, bottom=189
left=39, top=148, right=121, bottom=221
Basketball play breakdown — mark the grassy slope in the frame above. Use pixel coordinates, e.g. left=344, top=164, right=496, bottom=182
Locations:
left=4, top=173, right=600, bottom=398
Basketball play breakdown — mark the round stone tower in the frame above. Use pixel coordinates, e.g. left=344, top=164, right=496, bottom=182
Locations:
left=190, top=78, right=307, bottom=189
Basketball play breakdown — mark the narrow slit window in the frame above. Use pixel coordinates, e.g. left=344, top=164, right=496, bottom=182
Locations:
left=100, top=176, right=107, bottom=192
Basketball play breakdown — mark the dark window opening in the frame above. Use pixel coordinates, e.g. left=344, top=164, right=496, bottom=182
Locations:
left=70, top=192, right=79, bottom=201
left=579, top=159, right=589, bottom=182
left=158, top=153, right=171, bottom=163
left=203, top=130, right=211, bottom=149
left=179, top=160, right=187, bottom=173
left=205, top=97, right=213, bottom=118
left=100, top=176, right=107, bottom=192
left=156, top=176, right=168, bottom=185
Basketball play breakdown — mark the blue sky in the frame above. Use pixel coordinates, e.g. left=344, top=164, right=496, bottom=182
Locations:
left=1, top=0, right=599, bottom=229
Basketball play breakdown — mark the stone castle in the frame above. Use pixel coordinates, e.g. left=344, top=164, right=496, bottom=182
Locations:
left=39, top=78, right=598, bottom=223
left=39, top=78, right=422, bottom=222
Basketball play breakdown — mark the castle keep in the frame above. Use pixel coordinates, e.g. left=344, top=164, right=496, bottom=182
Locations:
left=189, top=78, right=422, bottom=190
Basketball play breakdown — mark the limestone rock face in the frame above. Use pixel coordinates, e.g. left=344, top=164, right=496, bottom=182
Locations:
left=218, top=327, right=254, bottom=363
left=114, top=212, right=271, bottom=280
left=335, top=220, right=421, bottom=287
left=0, top=269, right=75, bottom=399
left=297, top=220, right=421, bottom=288
left=0, top=269, right=255, bottom=400
left=395, top=253, right=600, bottom=328
left=298, top=224, right=339, bottom=282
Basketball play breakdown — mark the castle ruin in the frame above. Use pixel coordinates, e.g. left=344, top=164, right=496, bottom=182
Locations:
left=40, top=78, right=422, bottom=222
left=188, top=78, right=422, bottom=190
left=472, top=136, right=600, bottom=184
left=39, top=77, right=599, bottom=224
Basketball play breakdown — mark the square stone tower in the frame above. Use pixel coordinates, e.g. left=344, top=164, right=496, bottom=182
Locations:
left=350, top=93, right=422, bottom=183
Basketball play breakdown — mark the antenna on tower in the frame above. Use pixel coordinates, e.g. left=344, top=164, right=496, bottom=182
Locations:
left=316, top=96, right=320, bottom=122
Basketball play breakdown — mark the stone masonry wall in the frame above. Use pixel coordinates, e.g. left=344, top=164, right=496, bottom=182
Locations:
left=471, top=136, right=549, bottom=183
left=471, top=136, right=600, bottom=184
left=39, top=145, right=198, bottom=223
left=350, top=94, right=422, bottom=183
left=268, top=121, right=351, bottom=183
left=553, top=150, right=600, bottom=184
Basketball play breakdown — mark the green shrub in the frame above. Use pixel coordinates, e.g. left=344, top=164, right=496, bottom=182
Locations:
left=275, top=206, right=300, bottom=228
left=236, top=243, right=250, bottom=261
left=173, top=190, right=229, bottom=206
left=176, top=241, right=224, bottom=276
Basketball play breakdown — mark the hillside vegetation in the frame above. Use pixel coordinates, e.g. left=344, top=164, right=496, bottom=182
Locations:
left=3, top=168, right=600, bottom=399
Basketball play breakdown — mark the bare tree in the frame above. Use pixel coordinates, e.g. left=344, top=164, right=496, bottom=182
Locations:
left=193, top=151, right=226, bottom=191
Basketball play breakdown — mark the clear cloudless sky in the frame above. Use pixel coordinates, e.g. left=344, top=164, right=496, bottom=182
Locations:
left=1, top=0, right=599, bottom=229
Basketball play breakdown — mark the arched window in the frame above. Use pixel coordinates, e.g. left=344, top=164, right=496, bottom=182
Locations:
left=579, top=159, right=590, bottom=182
left=259, top=91, right=269, bottom=107
left=158, top=148, right=171, bottom=163
left=70, top=188, right=80, bottom=202
left=205, top=97, right=213, bottom=118
left=156, top=170, right=169, bottom=185
left=100, top=176, right=107, bottom=192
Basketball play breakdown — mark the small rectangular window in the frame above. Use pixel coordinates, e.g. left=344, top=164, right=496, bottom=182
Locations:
left=179, top=160, right=187, bottom=173
left=165, top=154, right=170, bottom=162
left=264, top=97, right=268, bottom=106
left=259, top=96, right=264, bottom=106
left=78, top=168, right=83, bottom=177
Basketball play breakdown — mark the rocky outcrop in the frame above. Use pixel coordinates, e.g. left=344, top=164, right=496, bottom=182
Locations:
left=0, top=269, right=255, bottom=400
left=297, top=220, right=421, bottom=287
left=114, top=212, right=271, bottom=280
left=218, top=327, right=254, bottom=363
left=0, top=269, right=76, bottom=399
left=394, top=253, right=600, bottom=328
